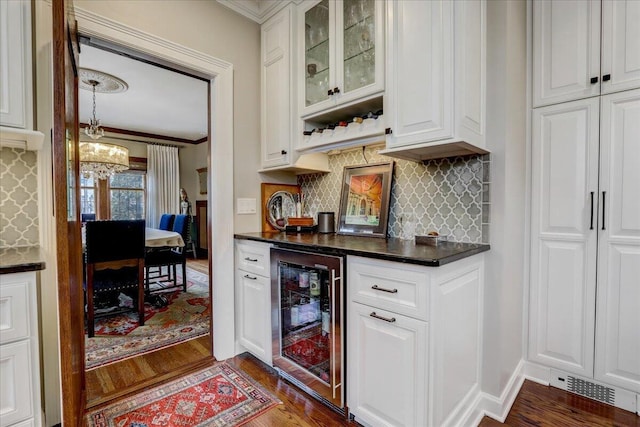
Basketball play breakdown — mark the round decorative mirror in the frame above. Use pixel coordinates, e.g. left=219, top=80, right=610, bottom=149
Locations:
left=266, top=191, right=296, bottom=231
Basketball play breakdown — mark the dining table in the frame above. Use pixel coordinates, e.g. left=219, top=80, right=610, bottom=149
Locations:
left=144, top=227, right=185, bottom=248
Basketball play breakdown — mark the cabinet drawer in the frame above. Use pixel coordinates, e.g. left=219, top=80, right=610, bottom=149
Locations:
left=0, top=340, right=34, bottom=427
left=236, top=240, right=271, bottom=277
left=348, top=256, right=429, bottom=320
left=0, top=280, right=30, bottom=344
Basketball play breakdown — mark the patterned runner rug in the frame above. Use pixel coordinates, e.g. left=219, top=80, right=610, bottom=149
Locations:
left=85, top=266, right=210, bottom=370
left=85, top=363, right=281, bottom=427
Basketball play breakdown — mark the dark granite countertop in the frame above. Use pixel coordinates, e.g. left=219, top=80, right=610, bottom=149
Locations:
left=234, top=232, right=489, bottom=267
left=0, top=246, right=46, bottom=274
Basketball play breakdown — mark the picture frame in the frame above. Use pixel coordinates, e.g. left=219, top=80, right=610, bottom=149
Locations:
left=197, top=167, right=207, bottom=195
left=337, top=161, right=394, bottom=238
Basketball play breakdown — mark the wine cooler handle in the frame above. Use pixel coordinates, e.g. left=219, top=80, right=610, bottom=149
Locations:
left=370, top=312, right=397, bottom=323
left=372, top=284, right=398, bottom=294
left=330, top=268, right=337, bottom=400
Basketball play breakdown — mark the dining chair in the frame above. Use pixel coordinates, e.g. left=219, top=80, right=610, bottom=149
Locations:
left=144, top=214, right=189, bottom=295
left=158, top=213, right=175, bottom=231
left=84, top=220, right=146, bottom=338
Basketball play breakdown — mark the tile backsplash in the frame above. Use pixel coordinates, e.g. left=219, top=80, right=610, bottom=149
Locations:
left=0, top=147, right=39, bottom=247
left=298, top=145, right=490, bottom=243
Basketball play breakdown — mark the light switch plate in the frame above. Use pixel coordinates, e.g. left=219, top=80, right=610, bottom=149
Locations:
left=237, top=198, right=257, bottom=214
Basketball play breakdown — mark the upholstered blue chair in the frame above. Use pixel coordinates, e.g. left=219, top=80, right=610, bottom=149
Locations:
left=158, top=214, right=175, bottom=231
left=84, top=220, right=146, bottom=338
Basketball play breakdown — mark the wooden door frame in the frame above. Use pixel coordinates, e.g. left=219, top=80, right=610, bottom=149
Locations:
left=52, top=0, right=85, bottom=425
left=55, top=6, right=236, bottom=424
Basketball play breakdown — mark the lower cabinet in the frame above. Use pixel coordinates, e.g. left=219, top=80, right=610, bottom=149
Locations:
left=0, top=271, right=41, bottom=427
left=234, top=240, right=272, bottom=365
left=348, top=254, right=484, bottom=427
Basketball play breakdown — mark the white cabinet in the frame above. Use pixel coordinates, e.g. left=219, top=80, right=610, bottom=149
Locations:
left=0, top=272, right=42, bottom=427
left=0, top=0, right=32, bottom=130
left=532, top=0, right=640, bottom=108
left=529, top=89, right=640, bottom=393
left=259, top=5, right=329, bottom=174
left=297, top=0, right=384, bottom=118
left=0, top=0, right=43, bottom=151
left=348, top=254, right=484, bottom=427
left=234, top=240, right=273, bottom=365
left=380, top=0, right=488, bottom=162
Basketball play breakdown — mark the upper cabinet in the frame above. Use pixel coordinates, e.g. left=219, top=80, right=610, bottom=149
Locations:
left=259, top=4, right=329, bottom=174
left=298, top=0, right=384, bottom=118
left=532, top=0, right=640, bottom=108
left=379, top=0, right=488, bottom=162
left=0, top=0, right=43, bottom=150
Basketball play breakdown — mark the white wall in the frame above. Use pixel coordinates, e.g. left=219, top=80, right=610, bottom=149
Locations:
left=482, top=0, right=527, bottom=399
left=74, top=0, right=263, bottom=232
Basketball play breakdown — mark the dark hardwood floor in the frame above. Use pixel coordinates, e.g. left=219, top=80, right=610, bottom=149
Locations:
left=478, top=380, right=640, bottom=427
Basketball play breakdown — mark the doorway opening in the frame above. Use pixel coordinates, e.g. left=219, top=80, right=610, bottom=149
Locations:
left=76, top=36, right=213, bottom=407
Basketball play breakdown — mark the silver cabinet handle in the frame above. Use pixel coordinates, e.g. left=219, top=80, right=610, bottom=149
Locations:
left=244, top=274, right=257, bottom=280
left=372, top=285, right=398, bottom=294
left=244, top=257, right=258, bottom=262
left=370, top=312, right=396, bottom=323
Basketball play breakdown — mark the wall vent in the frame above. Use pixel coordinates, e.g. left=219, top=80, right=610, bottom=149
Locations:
left=550, top=369, right=637, bottom=413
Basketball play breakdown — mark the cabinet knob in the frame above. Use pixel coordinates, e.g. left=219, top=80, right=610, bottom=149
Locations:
left=333, top=87, right=340, bottom=94
left=602, top=74, right=611, bottom=82
left=590, top=76, right=599, bottom=84
left=385, top=128, right=393, bottom=135
left=281, top=149, right=287, bottom=155
left=327, top=89, right=334, bottom=96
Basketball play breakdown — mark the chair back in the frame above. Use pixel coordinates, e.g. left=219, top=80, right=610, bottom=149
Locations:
left=158, top=214, right=175, bottom=231
left=172, top=214, right=190, bottom=241
left=85, top=220, right=146, bottom=264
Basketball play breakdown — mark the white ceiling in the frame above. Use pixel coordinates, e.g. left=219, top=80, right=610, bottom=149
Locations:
left=78, top=44, right=209, bottom=142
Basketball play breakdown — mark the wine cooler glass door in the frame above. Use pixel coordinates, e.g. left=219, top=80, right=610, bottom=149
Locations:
left=271, top=248, right=344, bottom=411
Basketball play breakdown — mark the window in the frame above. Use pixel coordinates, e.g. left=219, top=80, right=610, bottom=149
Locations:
left=80, top=175, right=96, bottom=216
left=110, top=171, right=146, bottom=220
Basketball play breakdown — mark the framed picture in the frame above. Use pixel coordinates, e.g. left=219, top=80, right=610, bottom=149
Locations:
left=197, top=167, right=207, bottom=194
left=337, top=161, right=394, bottom=238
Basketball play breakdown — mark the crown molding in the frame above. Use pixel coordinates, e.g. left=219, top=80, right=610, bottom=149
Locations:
left=216, top=0, right=292, bottom=24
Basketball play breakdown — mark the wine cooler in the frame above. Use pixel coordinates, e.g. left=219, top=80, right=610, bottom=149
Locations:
left=270, top=247, right=345, bottom=413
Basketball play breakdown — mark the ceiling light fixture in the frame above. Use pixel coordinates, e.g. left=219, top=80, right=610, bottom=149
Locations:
left=79, top=142, right=130, bottom=180
left=84, top=79, right=104, bottom=140
left=79, top=68, right=129, bottom=140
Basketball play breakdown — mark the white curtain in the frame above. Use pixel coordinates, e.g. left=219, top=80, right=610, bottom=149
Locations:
left=147, top=145, right=180, bottom=228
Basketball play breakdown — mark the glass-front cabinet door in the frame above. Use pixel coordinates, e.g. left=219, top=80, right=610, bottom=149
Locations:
left=300, top=0, right=384, bottom=118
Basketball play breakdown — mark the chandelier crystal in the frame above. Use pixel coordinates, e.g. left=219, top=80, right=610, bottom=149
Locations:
left=79, top=142, right=130, bottom=180
left=84, top=80, right=105, bottom=140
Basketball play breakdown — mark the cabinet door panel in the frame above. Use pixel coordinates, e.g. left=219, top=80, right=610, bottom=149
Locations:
left=529, top=98, right=599, bottom=376
left=533, top=0, right=600, bottom=107
left=348, top=303, right=427, bottom=427
left=385, top=0, right=453, bottom=148
left=261, top=7, right=291, bottom=168
left=601, top=0, right=640, bottom=95
left=595, top=89, right=640, bottom=392
left=236, top=271, right=271, bottom=365
left=0, top=340, right=34, bottom=427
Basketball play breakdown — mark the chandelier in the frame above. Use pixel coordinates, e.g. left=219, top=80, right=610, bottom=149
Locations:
left=79, top=68, right=128, bottom=140
left=79, top=142, right=130, bottom=180
left=84, top=80, right=104, bottom=140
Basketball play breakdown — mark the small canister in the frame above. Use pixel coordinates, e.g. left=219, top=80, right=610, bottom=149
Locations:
left=317, top=212, right=335, bottom=233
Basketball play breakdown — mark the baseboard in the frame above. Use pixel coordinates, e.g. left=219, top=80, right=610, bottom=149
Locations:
left=465, top=359, right=526, bottom=426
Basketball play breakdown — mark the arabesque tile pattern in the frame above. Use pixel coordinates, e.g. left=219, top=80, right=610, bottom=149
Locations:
left=298, top=145, right=490, bottom=243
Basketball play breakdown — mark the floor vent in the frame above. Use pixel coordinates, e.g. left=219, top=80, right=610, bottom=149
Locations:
left=566, top=375, right=615, bottom=405
left=550, top=369, right=637, bottom=413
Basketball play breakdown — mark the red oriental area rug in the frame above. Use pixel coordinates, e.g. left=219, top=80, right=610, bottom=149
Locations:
left=85, top=267, right=210, bottom=370
left=85, top=363, right=281, bottom=427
